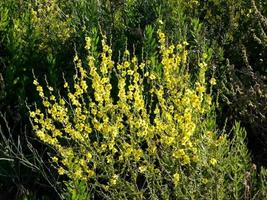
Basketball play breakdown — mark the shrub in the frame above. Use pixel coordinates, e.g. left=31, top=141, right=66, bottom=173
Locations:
left=1, top=0, right=267, bottom=198
left=0, top=0, right=194, bottom=197
left=29, top=30, right=265, bottom=199
left=198, top=0, right=267, bottom=166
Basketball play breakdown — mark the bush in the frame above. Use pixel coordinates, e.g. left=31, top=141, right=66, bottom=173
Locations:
left=29, top=30, right=265, bottom=199
left=0, top=0, right=189, bottom=197
left=1, top=0, right=267, bottom=198
left=197, top=0, right=267, bottom=166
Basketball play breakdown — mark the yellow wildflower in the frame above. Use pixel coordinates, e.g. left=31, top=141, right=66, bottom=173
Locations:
left=210, top=77, right=217, bottom=85
left=110, top=175, right=119, bottom=186
left=64, top=82, right=68, bottom=88
left=51, top=156, right=58, bottom=163
left=29, top=111, right=35, bottom=118
left=139, top=165, right=147, bottom=173
left=182, top=155, right=190, bottom=165
left=33, top=80, right=38, bottom=86
left=173, top=173, right=180, bottom=187
left=58, top=167, right=65, bottom=175
left=183, top=41, right=189, bottom=46
left=85, top=37, right=91, bottom=50
left=209, top=158, right=217, bottom=166
left=172, top=149, right=185, bottom=159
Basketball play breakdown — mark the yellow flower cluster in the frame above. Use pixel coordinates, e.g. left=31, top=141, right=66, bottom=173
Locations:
left=30, top=30, right=222, bottom=190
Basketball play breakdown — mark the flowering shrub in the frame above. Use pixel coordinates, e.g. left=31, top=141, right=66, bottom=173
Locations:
left=29, top=31, right=261, bottom=199
left=1, top=0, right=267, bottom=199
left=29, top=0, right=74, bottom=52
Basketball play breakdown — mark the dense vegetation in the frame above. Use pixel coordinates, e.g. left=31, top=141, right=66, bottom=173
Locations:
left=0, top=0, right=266, bottom=199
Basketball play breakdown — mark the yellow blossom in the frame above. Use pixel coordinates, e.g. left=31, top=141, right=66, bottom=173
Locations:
left=173, top=149, right=185, bottom=159
left=58, top=167, right=65, bottom=175
left=110, top=175, right=119, bottom=186
left=173, top=173, right=180, bottom=187
left=209, top=158, right=217, bottom=166
left=85, top=37, right=91, bottom=50
left=33, top=80, right=38, bottom=86
left=182, top=154, right=190, bottom=165
left=124, top=50, right=130, bottom=56
left=149, top=73, right=156, bottom=80
left=210, top=77, right=217, bottom=85
left=29, top=112, right=36, bottom=118
left=50, top=95, right=56, bottom=101
left=183, top=41, right=189, bottom=46
left=64, top=82, right=68, bottom=88
left=52, top=156, right=58, bottom=163
left=139, top=165, right=147, bottom=173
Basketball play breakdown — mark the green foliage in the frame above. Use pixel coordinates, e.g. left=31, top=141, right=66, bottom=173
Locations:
left=197, top=0, right=267, bottom=166
left=0, top=0, right=76, bottom=109
left=256, top=167, right=267, bottom=199
left=65, top=181, right=88, bottom=200
left=0, top=0, right=267, bottom=198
